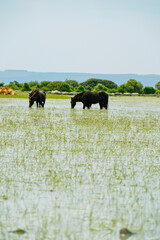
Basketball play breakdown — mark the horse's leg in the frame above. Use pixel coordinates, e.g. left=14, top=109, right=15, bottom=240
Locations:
left=36, top=101, right=38, bottom=108
left=39, top=101, right=43, bottom=107
left=42, top=100, right=45, bottom=108
left=102, top=101, right=108, bottom=109
left=99, top=102, right=103, bottom=109
left=83, top=104, right=86, bottom=109
left=104, top=102, right=108, bottom=109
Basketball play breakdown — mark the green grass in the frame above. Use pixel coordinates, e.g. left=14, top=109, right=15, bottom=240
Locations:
left=0, top=91, right=71, bottom=99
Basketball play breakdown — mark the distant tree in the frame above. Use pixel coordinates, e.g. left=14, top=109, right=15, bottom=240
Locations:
left=12, top=80, right=22, bottom=88
left=39, top=81, right=51, bottom=88
left=76, top=85, right=85, bottom=92
left=85, top=85, right=92, bottom=91
left=65, top=80, right=79, bottom=88
left=107, top=88, right=117, bottom=93
left=41, top=86, right=50, bottom=91
left=125, top=79, right=143, bottom=93
left=22, top=83, right=31, bottom=91
left=7, top=83, right=18, bottom=90
left=42, top=82, right=54, bottom=91
left=155, top=90, right=160, bottom=94
left=29, top=81, right=39, bottom=88
left=8, top=80, right=23, bottom=90
left=41, top=81, right=72, bottom=92
left=143, top=87, right=156, bottom=94
left=81, top=78, right=118, bottom=89
left=47, top=81, right=64, bottom=91
left=0, top=82, right=4, bottom=86
left=94, top=83, right=107, bottom=91
left=59, top=82, right=72, bottom=92
left=155, top=81, right=160, bottom=90
left=117, top=84, right=126, bottom=93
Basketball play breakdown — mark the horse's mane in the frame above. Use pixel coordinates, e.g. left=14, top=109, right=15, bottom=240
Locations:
left=29, top=88, right=40, bottom=98
left=74, top=91, right=86, bottom=97
left=33, top=88, right=39, bottom=93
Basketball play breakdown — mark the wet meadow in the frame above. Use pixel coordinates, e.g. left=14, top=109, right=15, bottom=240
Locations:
left=0, top=96, right=160, bottom=240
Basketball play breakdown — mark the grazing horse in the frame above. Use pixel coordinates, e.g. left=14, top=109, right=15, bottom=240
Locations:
left=29, top=88, right=46, bottom=108
left=71, top=91, right=109, bottom=109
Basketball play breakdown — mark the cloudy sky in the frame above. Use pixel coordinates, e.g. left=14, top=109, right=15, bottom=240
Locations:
left=0, top=0, right=160, bottom=74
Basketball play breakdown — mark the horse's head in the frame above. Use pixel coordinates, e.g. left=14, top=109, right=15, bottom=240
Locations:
left=29, top=89, right=39, bottom=107
left=29, top=94, right=34, bottom=107
left=71, top=97, right=76, bottom=109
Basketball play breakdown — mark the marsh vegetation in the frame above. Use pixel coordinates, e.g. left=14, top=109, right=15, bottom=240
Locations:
left=0, top=97, right=160, bottom=239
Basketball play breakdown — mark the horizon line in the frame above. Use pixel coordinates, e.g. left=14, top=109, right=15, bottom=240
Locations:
left=1, top=69, right=160, bottom=76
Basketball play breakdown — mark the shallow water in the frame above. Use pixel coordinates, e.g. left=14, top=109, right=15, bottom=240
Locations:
left=0, top=96, right=160, bottom=240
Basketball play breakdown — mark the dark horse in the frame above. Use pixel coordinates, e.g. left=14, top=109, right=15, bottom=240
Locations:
left=29, top=88, right=46, bottom=108
left=71, top=91, right=109, bottom=109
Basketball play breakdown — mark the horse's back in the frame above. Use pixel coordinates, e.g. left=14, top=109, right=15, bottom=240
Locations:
left=85, top=91, right=108, bottom=105
left=39, top=91, right=46, bottom=101
left=83, top=91, right=100, bottom=103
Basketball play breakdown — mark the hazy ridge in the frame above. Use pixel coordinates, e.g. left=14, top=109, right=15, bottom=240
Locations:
left=0, top=70, right=160, bottom=87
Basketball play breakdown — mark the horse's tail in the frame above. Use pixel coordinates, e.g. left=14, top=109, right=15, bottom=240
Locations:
left=99, top=91, right=109, bottom=104
left=98, top=91, right=107, bottom=97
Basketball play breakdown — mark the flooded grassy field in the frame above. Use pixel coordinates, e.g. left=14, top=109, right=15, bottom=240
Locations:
left=0, top=96, right=160, bottom=240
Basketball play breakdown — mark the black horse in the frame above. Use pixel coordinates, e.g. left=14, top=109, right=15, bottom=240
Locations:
left=71, top=91, right=109, bottom=109
left=29, top=88, right=46, bottom=108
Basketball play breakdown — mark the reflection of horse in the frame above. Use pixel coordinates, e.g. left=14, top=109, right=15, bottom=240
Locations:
left=71, top=91, right=109, bottom=109
left=29, top=88, right=46, bottom=108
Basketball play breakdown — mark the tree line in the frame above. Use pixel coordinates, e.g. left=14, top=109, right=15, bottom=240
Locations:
left=1, top=78, right=160, bottom=94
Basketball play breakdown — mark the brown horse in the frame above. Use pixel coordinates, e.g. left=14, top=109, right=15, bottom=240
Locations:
left=71, top=91, right=109, bottom=109
left=0, top=87, right=16, bottom=95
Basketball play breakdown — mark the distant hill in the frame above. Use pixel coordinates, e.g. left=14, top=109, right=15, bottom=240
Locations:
left=0, top=70, right=160, bottom=87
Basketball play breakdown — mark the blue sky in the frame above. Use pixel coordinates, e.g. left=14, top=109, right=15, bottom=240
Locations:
left=0, top=0, right=160, bottom=74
